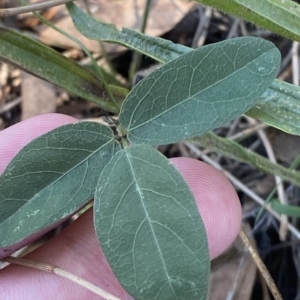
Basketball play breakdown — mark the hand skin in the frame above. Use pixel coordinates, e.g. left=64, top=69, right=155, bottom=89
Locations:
left=0, top=114, right=242, bottom=300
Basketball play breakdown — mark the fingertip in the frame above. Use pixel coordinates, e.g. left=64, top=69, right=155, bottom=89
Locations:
left=170, top=157, right=242, bottom=259
left=0, top=113, right=78, bottom=173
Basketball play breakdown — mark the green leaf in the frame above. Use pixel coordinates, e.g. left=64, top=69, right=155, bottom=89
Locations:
left=68, top=2, right=300, bottom=136
left=0, top=27, right=118, bottom=113
left=190, top=132, right=300, bottom=187
left=271, top=200, right=300, bottom=218
left=195, top=0, right=300, bottom=42
left=0, top=122, right=121, bottom=258
left=66, top=2, right=190, bottom=63
left=94, top=145, right=209, bottom=300
left=84, top=63, right=124, bottom=88
left=119, top=37, right=280, bottom=145
left=246, top=79, right=300, bottom=135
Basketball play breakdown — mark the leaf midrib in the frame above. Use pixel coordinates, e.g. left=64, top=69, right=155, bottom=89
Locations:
left=237, top=0, right=300, bottom=31
left=125, top=151, right=178, bottom=299
left=1, top=138, right=116, bottom=225
left=127, top=47, right=275, bottom=132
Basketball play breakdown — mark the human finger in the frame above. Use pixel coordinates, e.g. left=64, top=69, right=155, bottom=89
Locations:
left=171, top=157, right=242, bottom=259
left=0, top=113, right=77, bottom=173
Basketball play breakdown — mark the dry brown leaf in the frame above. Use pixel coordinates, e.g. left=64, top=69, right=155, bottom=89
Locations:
left=19, top=6, right=61, bottom=28
left=268, top=127, right=300, bottom=165
left=39, top=0, right=195, bottom=52
left=21, top=72, right=56, bottom=120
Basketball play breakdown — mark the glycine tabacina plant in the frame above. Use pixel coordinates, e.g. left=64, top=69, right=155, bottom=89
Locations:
left=0, top=10, right=281, bottom=300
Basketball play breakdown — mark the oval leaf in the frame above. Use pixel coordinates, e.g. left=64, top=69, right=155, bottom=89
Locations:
left=0, top=26, right=118, bottom=113
left=65, top=8, right=300, bottom=137
left=119, top=37, right=281, bottom=145
left=94, top=145, right=209, bottom=300
left=0, top=122, right=121, bottom=258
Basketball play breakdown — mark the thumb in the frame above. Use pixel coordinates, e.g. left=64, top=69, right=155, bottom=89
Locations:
left=171, top=157, right=242, bottom=259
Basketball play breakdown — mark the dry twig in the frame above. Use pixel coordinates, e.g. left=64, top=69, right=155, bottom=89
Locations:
left=2, top=256, right=122, bottom=300
left=0, top=0, right=74, bottom=16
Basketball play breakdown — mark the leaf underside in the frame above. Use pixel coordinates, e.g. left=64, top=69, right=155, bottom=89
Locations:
left=119, top=37, right=280, bottom=145
left=0, top=122, right=121, bottom=257
left=94, top=145, right=209, bottom=300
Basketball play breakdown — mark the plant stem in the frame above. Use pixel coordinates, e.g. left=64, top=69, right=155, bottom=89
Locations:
left=129, top=0, right=153, bottom=82
left=81, top=0, right=117, bottom=78
left=2, top=256, right=122, bottom=300
left=18, top=0, right=121, bottom=114
left=239, top=229, right=283, bottom=300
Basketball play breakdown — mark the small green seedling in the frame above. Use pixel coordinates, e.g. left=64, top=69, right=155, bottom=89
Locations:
left=0, top=3, right=281, bottom=299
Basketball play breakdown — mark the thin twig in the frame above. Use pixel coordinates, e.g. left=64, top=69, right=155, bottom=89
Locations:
left=292, top=41, right=300, bottom=86
left=192, top=5, right=212, bottom=48
left=129, top=0, right=153, bottom=82
left=0, top=0, right=74, bottom=16
left=81, top=0, right=117, bottom=77
left=226, top=117, right=241, bottom=138
left=258, top=129, right=288, bottom=241
left=2, top=256, right=122, bottom=300
left=0, top=97, right=21, bottom=114
left=280, top=47, right=293, bottom=75
left=245, top=116, right=288, bottom=241
left=228, top=122, right=267, bottom=141
left=239, top=229, right=283, bottom=300
left=239, top=20, right=248, bottom=36
left=226, top=18, right=240, bottom=39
